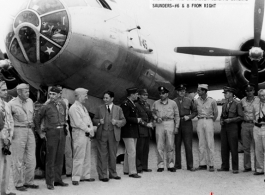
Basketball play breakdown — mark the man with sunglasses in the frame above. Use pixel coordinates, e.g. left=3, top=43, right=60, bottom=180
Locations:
left=152, top=86, right=180, bottom=172
left=195, top=84, right=218, bottom=172
left=174, top=84, right=197, bottom=172
left=217, top=87, right=243, bottom=174
left=240, top=84, right=260, bottom=174
left=135, top=89, right=153, bottom=173
left=35, top=86, right=68, bottom=190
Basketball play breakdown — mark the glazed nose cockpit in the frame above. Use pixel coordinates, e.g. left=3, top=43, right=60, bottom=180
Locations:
left=5, top=0, right=69, bottom=64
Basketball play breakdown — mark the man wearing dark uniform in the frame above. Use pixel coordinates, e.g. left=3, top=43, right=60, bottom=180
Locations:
left=35, top=87, right=68, bottom=190
left=135, top=89, right=153, bottom=173
left=120, top=87, right=141, bottom=178
left=217, top=87, right=243, bottom=174
left=174, top=84, right=197, bottom=171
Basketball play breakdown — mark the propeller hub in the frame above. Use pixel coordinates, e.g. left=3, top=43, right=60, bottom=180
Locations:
left=249, top=47, right=264, bottom=61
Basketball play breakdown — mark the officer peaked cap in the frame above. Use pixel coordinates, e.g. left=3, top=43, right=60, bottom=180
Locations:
left=223, top=86, right=236, bottom=94
left=158, top=86, right=169, bottom=93
left=198, top=84, right=208, bottom=90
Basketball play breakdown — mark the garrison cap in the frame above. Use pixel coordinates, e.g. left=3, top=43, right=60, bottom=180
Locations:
left=138, top=89, right=148, bottom=95
left=244, top=83, right=255, bottom=91
left=223, top=86, right=236, bottom=94
left=50, top=86, right=61, bottom=94
left=126, top=87, right=138, bottom=95
left=198, top=84, right=208, bottom=90
left=75, top=88, right=88, bottom=96
left=17, top=83, right=29, bottom=90
left=175, top=84, right=186, bottom=91
left=158, top=86, right=169, bottom=93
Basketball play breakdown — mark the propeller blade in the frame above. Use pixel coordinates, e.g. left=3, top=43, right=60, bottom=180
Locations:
left=174, top=47, right=248, bottom=56
left=254, top=0, right=265, bottom=47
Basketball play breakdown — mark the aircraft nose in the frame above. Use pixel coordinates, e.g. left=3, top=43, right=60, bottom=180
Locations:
left=6, top=0, right=69, bottom=64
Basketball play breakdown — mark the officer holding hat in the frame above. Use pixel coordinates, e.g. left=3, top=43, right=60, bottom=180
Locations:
left=152, top=86, right=180, bottom=172
left=120, top=87, right=141, bottom=178
left=217, top=86, right=243, bottom=174
left=195, top=84, right=218, bottom=172
left=174, top=84, right=197, bottom=171
left=9, top=83, right=38, bottom=191
left=239, top=83, right=261, bottom=174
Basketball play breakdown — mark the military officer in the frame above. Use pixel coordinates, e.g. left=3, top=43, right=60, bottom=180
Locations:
left=240, top=84, right=260, bottom=174
left=120, top=87, right=141, bottom=178
left=35, top=86, right=68, bottom=190
left=135, top=89, right=153, bottom=173
left=217, top=86, right=243, bottom=174
left=195, top=84, right=218, bottom=172
left=0, top=80, right=15, bottom=195
left=174, top=84, right=197, bottom=171
left=152, top=86, right=180, bottom=172
left=9, top=83, right=38, bottom=191
left=69, top=88, right=95, bottom=185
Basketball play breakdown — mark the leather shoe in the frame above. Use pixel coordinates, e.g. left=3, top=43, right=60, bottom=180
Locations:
left=168, top=168, right=176, bottom=172
left=54, top=182, right=69, bottom=187
left=109, top=176, right=121, bottom=180
left=15, top=186, right=27, bottom=191
left=72, top=181, right=79, bottom=186
left=80, top=178, right=95, bottom=182
left=66, top=174, right=72, bottom=177
left=209, top=166, right=215, bottom=172
left=6, top=193, right=16, bottom=195
left=217, top=168, right=229, bottom=172
left=24, top=184, right=39, bottom=189
left=175, top=167, right=182, bottom=170
left=99, top=178, right=109, bottom=182
left=129, top=174, right=141, bottom=178
left=195, top=165, right=207, bottom=171
left=143, top=169, right=152, bottom=172
left=188, top=168, right=196, bottom=172
left=124, top=172, right=129, bottom=175
left=47, top=185, right=54, bottom=190
left=233, top=170, right=239, bottom=174
left=254, top=172, right=264, bottom=175
left=137, top=170, right=143, bottom=174
left=243, top=168, right=252, bottom=172
left=157, top=168, right=164, bottom=172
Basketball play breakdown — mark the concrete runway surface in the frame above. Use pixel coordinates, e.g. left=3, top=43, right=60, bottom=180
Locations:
left=8, top=118, right=265, bottom=195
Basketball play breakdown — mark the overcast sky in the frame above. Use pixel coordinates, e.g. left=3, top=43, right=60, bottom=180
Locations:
left=0, top=0, right=253, bottom=99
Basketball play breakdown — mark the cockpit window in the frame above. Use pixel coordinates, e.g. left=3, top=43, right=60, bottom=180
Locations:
left=63, top=0, right=87, bottom=7
left=19, top=27, right=37, bottom=63
left=14, top=11, right=39, bottom=28
left=85, top=0, right=103, bottom=8
left=40, top=11, right=69, bottom=46
left=29, top=0, right=64, bottom=15
left=10, top=39, right=27, bottom=63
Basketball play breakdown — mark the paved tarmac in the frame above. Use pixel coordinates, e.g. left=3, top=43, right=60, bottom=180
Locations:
left=8, top=118, right=265, bottom=195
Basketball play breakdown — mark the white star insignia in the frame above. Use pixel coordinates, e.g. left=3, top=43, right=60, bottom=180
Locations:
left=45, top=47, right=54, bottom=55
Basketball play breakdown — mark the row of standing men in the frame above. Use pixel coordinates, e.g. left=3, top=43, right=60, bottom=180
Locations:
left=0, top=81, right=264, bottom=194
